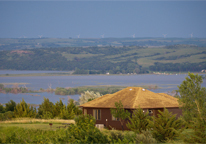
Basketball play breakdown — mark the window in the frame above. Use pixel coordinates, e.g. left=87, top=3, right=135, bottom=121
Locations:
left=112, top=115, right=119, bottom=121
left=149, top=109, right=153, bottom=116
left=93, top=109, right=101, bottom=120
left=84, top=109, right=87, bottom=115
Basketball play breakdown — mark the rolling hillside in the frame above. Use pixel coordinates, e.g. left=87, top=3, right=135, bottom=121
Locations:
left=0, top=45, right=205, bottom=73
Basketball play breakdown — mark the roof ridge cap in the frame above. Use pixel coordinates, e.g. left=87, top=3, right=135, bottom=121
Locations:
left=132, top=87, right=141, bottom=108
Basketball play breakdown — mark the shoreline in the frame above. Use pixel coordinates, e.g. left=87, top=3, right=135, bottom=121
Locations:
left=0, top=72, right=203, bottom=77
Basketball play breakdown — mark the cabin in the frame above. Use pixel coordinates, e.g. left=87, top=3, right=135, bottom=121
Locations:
left=79, top=87, right=182, bottom=130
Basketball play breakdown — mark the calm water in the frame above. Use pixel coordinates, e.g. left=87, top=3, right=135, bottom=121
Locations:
left=0, top=70, right=67, bottom=75
left=0, top=71, right=205, bottom=105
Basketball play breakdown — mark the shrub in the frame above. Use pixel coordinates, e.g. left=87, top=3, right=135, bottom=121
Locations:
left=66, top=114, right=109, bottom=143
left=109, top=130, right=124, bottom=142
left=135, top=130, right=156, bottom=143
left=183, top=117, right=206, bottom=143
left=0, top=111, right=14, bottom=121
left=127, top=107, right=151, bottom=134
left=150, top=108, right=185, bottom=142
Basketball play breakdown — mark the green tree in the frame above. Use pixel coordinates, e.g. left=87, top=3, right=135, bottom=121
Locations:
left=5, top=100, right=16, bottom=112
left=52, top=99, right=64, bottom=118
left=0, top=105, right=5, bottom=113
left=178, top=72, right=206, bottom=122
left=178, top=72, right=206, bottom=143
left=37, top=97, right=54, bottom=118
left=14, top=98, right=36, bottom=118
left=110, top=101, right=130, bottom=131
left=126, top=107, right=151, bottom=134
left=67, top=99, right=82, bottom=118
left=150, top=108, right=184, bottom=142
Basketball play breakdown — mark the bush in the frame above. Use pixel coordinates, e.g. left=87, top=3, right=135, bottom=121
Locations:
left=150, top=108, right=185, bottom=142
left=135, top=130, right=157, bottom=143
left=127, top=107, right=151, bottom=134
left=66, top=114, right=109, bottom=143
left=0, top=111, right=14, bottom=121
left=109, top=130, right=124, bottom=142
left=183, top=117, right=206, bottom=143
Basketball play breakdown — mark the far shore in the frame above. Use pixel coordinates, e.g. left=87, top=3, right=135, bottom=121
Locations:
left=0, top=72, right=203, bottom=77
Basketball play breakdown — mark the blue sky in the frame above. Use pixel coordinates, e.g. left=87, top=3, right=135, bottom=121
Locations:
left=0, top=1, right=206, bottom=38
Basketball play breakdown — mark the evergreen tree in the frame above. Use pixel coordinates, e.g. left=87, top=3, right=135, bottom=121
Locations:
left=38, top=97, right=54, bottom=118
left=110, top=101, right=130, bottom=131
left=5, top=100, right=16, bottom=112
left=67, top=99, right=82, bottom=118
left=150, top=108, right=184, bottom=142
left=59, top=105, right=72, bottom=119
left=14, top=98, right=36, bottom=118
left=126, top=107, right=151, bottom=134
left=52, top=99, right=64, bottom=117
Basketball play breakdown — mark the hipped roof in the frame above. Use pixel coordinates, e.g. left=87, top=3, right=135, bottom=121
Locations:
left=80, top=87, right=180, bottom=109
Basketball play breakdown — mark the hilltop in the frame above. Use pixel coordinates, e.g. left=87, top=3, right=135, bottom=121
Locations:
left=1, top=37, right=206, bottom=50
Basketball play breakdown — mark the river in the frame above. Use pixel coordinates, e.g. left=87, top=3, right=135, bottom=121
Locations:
left=0, top=71, right=205, bottom=105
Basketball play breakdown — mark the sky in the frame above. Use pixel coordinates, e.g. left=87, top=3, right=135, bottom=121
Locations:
left=0, top=1, right=206, bottom=38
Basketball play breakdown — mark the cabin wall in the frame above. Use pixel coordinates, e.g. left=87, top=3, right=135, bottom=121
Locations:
left=83, top=107, right=130, bottom=130
left=82, top=107, right=182, bottom=130
left=167, top=108, right=182, bottom=118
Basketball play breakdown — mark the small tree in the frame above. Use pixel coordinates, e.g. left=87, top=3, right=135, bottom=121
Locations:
left=5, top=100, right=16, bottom=112
left=52, top=99, right=64, bottom=117
left=79, top=91, right=102, bottom=105
left=127, top=107, right=151, bottom=134
left=0, top=105, right=5, bottom=113
left=178, top=72, right=206, bottom=122
left=67, top=99, right=82, bottom=117
left=14, top=98, right=36, bottom=118
left=150, top=108, right=184, bottom=142
left=110, top=101, right=130, bottom=131
left=37, top=97, right=54, bottom=118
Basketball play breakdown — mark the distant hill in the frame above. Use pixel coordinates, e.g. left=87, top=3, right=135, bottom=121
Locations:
left=1, top=38, right=206, bottom=50
left=0, top=45, right=205, bottom=73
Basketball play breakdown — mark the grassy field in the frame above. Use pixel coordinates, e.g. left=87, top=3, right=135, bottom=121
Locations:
left=0, top=120, right=192, bottom=143
left=0, top=118, right=75, bottom=130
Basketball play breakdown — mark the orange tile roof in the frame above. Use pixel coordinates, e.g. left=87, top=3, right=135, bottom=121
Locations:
left=80, top=87, right=180, bottom=109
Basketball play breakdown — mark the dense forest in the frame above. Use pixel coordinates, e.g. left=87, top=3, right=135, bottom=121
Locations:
left=0, top=45, right=206, bottom=73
